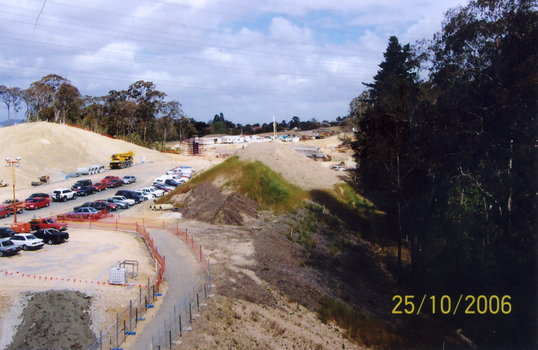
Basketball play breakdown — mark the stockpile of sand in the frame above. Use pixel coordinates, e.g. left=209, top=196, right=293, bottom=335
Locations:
left=0, top=122, right=182, bottom=186
left=237, top=142, right=342, bottom=191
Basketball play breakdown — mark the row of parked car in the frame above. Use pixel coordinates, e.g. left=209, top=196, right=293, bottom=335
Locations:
left=0, top=165, right=196, bottom=256
left=153, top=166, right=194, bottom=188
left=0, top=224, right=69, bottom=256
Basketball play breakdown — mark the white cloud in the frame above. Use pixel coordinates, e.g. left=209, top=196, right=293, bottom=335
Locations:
left=0, top=0, right=467, bottom=124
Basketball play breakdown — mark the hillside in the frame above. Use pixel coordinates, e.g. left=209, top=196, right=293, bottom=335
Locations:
left=0, top=122, right=182, bottom=189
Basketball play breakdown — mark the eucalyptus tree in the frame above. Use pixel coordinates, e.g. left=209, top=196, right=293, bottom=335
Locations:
left=0, top=86, right=22, bottom=126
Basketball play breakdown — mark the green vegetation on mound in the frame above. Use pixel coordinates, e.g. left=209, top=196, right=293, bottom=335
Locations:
left=164, top=156, right=377, bottom=217
left=164, top=156, right=308, bottom=210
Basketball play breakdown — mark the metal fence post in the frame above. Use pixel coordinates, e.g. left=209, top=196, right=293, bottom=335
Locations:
left=129, top=300, right=132, bottom=332
left=116, top=313, right=119, bottom=349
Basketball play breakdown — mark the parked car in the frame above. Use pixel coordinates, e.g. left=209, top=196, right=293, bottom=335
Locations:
left=107, top=179, right=124, bottom=188
left=74, top=201, right=109, bottom=212
left=122, top=175, right=137, bottom=184
left=164, top=178, right=183, bottom=187
left=91, top=182, right=108, bottom=192
left=76, top=186, right=96, bottom=196
left=0, top=207, right=11, bottom=218
left=153, top=183, right=174, bottom=193
left=52, top=188, right=76, bottom=202
left=133, top=190, right=152, bottom=201
left=94, top=200, right=118, bottom=211
left=34, top=228, right=69, bottom=245
left=29, top=218, right=68, bottom=231
left=10, top=233, right=44, bottom=250
left=2, top=199, right=24, bottom=214
left=0, top=227, right=16, bottom=238
left=114, top=190, right=143, bottom=204
left=111, top=195, right=135, bottom=206
left=141, top=186, right=165, bottom=197
left=25, top=197, right=51, bottom=210
left=0, top=238, right=21, bottom=256
left=71, top=179, right=93, bottom=191
left=101, top=175, right=120, bottom=184
left=105, top=197, right=129, bottom=209
left=64, top=207, right=106, bottom=220
left=25, top=193, right=50, bottom=201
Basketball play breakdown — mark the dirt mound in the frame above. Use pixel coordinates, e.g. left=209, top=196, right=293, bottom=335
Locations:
left=180, top=183, right=258, bottom=225
left=0, top=122, right=182, bottom=187
left=237, top=142, right=342, bottom=191
left=6, top=290, right=95, bottom=350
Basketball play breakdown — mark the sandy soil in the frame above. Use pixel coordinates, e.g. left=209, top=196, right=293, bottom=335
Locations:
left=0, top=226, right=156, bottom=349
left=0, top=122, right=369, bottom=350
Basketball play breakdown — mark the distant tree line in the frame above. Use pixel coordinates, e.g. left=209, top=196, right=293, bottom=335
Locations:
left=0, top=78, right=336, bottom=147
left=349, top=0, right=537, bottom=348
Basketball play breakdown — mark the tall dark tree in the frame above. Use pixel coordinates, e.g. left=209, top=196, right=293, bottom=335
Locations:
left=421, top=0, right=538, bottom=346
left=351, top=36, right=420, bottom=271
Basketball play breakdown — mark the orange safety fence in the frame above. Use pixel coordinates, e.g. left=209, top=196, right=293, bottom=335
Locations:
left=52, top=215, right=210, bottom=287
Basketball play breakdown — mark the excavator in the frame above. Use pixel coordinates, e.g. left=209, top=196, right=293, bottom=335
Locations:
left=110, top=152, right=134, bottom=169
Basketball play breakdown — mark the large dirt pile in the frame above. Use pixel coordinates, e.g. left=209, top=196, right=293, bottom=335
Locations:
left=0, top=122, right=181, bottom=187
left=180, top=182, right=258, bottom=225
left=237, top=142, right=342, bottom=191
left=6, top=290, right=95, bottom=350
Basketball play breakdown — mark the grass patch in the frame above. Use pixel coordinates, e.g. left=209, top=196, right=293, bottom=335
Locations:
left=160, top=156, right=309, bottom=211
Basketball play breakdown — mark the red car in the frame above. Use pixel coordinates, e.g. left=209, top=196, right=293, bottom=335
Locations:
left=107, top=179, right=124, bottom=188
left=25, top=197, right=51, bottom=210
left=92, top=182, right=108, bottom=192
left=94, top=200, right=118, bottom=211
left=0, top=206, right=10, bottom=218
left=101, top=176, right=120, bottom=184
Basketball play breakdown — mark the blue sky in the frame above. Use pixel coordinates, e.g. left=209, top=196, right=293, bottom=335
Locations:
left=0, top=0, right=463, bottom=125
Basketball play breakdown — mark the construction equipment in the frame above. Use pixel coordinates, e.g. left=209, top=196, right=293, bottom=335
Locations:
left=110, top=152, right=134, bottom=169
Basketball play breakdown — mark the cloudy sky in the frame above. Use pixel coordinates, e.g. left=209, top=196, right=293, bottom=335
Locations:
left=0, top=0, right=463, bottom=125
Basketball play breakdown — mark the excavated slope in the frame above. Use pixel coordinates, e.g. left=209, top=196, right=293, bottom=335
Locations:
left=237, top=142, right=342, bottom=191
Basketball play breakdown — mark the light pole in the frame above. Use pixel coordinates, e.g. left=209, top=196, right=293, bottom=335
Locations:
left=5, top=157, right=21, bottom=223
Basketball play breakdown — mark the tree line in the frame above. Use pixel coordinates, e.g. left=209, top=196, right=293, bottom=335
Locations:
left=348, top=0, right=536, bottom=348
left=0, top=77, right=329, bottom=148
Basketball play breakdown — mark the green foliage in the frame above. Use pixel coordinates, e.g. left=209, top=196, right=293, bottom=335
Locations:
left=165, top=156, right=309, bottom=211
left=349, top=1, right=538, bottom=348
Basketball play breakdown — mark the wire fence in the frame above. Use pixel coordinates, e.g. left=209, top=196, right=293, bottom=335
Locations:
left=49, top=215, right=211, bottom=350
left=148, top=268, right=212, bottom=350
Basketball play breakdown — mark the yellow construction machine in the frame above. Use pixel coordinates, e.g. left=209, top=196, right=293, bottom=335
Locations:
left=110, top=152, right=134, bottom=169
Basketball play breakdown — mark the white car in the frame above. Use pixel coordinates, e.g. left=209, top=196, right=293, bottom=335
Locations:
left=330, top=165, right=346, bottom=171
left=141, top=186, right=164, bottom=197
left=122, top=175, right=137, bottom=184
left=10, top=233, right=44, bottom=251
left=111, top=195, right=135, bottom=206
left=134, top=189, right=153, bottom=201
left=52, top=188, right=76, bottom=202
